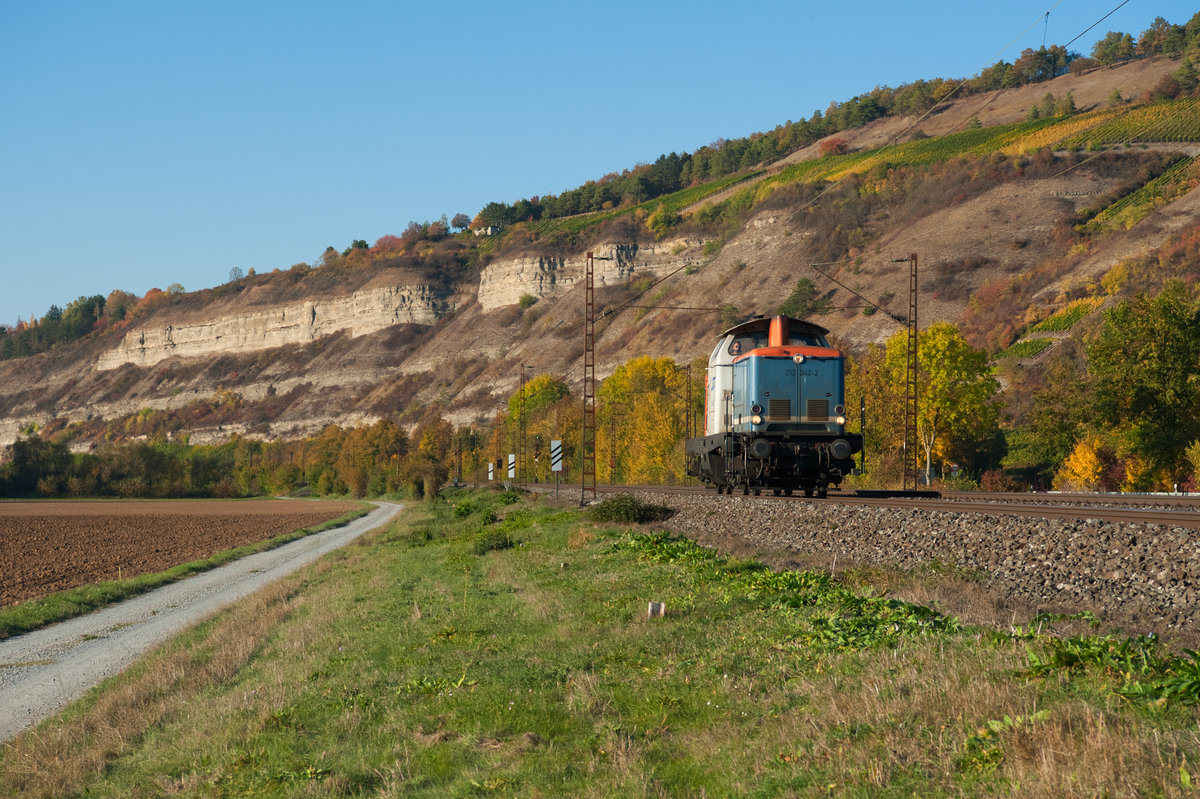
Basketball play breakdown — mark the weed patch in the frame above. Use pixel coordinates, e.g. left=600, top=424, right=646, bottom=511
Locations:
left=586, top=493, right=675, bottom=524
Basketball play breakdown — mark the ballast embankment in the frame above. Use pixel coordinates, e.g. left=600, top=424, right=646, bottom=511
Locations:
left=636, top=491, right=1198, bottom=633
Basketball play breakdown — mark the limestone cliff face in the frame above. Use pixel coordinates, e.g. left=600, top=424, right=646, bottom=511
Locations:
left=97, top=283, right=456, bottom=370
left=95, top=238, right=700, bottom=373
left=476, top=239, right=701, bottom=310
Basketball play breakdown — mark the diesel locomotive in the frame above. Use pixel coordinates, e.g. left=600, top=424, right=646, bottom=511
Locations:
left=685, top=314, right=862, bottom=497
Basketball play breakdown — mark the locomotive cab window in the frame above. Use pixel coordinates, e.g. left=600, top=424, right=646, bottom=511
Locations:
left=728, top=334, right=765, bottom=355
left=789, top=330, right=828, bottom=347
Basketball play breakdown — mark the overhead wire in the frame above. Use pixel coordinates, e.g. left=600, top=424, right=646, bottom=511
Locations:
left=616, top=2, right=1172, bottom=322
left=783, top=1, right=1070, bottom=229
left=1064, top=0, right=1131, bottom=48
left=790, top=0, right=1175, bottom=300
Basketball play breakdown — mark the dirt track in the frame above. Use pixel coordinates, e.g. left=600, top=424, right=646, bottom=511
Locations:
left=0, top=499, right=361, bottom=607
left=0, top=501, right=402, bottom=742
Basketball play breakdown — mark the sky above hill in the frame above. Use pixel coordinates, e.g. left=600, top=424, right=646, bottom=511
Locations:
left=0, top=0, right=1195, bottom=327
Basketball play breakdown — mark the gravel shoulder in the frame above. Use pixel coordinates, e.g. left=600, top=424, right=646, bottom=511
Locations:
left=0, top=501, right=402, bottom=742
left=644, top=490, right=1200, bottom=640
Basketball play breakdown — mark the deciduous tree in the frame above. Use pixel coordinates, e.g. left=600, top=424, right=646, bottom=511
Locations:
left=1085, top=280, right=1200, bottom=482
left=883, top=322, right=1001, bottom=482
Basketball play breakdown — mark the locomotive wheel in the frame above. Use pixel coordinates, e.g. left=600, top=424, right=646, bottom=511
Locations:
left=784, top=489, right=793, bottom=496
left=753, top=488, right=761, bottom=496
left=772, top=489, right=781, bottom=496
left=816, top=487, right=828, bottom=499
left=742, top=485, right=750, bottom=495
left=803, top=487, right=814, bottom=498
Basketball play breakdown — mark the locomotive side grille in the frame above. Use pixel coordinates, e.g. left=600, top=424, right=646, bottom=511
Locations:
left=767, top=399, right=790, bottom=421
left=806, top=399, right=829, bottom=420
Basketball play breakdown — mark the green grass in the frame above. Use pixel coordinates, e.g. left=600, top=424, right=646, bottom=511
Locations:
left=5, top=489, right=1198, bottom=798
left=995, top=338, right=1053, bottom=360
left=1028, top=298, right=1104, bottom=333
left=0, top=506, right=370, bottom=639
left=1079, top=155, right=1199, bottom=233
left=1057, top=97, right=1200, bottom=147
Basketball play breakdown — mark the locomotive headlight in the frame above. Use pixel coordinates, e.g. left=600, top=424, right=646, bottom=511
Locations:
left=791, top=353, right=806, bottom=364
left=835, top=404, right=846, bottom=416
left=750, top=403, right=763, bottom=415
left=835, top=415, right=847, bottom=425
left=751, top=414, right=763, bottom=425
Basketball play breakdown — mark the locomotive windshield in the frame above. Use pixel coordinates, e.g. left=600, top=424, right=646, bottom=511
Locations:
left=726, top=328, right=828, bottom=355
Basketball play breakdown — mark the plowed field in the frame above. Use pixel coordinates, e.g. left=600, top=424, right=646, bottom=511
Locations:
left=0, top=499, right=362, bottom=607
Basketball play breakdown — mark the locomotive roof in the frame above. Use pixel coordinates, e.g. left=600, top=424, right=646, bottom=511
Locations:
left=717, top=315, right=830, bottom=339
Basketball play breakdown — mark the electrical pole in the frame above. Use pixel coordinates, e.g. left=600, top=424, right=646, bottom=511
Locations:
left=581, top=252, right=597, bottom=504
left=519, top=364, right=532, bottom=488
left=902, top=253, right=919, bottom=491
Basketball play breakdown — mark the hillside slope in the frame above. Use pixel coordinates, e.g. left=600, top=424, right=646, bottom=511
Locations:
left=0, top=56, right=1196, bottom=448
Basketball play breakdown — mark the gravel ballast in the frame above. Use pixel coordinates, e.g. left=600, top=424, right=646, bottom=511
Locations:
left=608, top=491, right=1200, bottom=632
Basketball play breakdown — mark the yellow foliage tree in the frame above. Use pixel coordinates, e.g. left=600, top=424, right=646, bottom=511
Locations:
left=1118, top=454, right=1157, bottom=493
left=598, top=355, right=688, bottom=484
left=1053, top=437, right=1106, bottom=491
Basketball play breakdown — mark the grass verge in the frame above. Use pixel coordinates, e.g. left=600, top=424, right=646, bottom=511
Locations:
left=0, top=505, right=370, bottom=639
left=2, top=490, right=1197, bottom=797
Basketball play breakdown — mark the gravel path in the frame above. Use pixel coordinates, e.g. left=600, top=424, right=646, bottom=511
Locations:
left=0, top=501, right=402, bottom=742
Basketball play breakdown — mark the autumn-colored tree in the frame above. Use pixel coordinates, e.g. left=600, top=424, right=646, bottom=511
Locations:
left=845, top=343, right=902, bottom=487
left=880, top=322, right=1002, bottom=483
left=1086, top=280, right=1200, bottom=484
left=819, top=137, right=848, bottom=157
left=333, top=420, right=408, bottom=497
left=1005, top=347, right=1091, bottom=483
left=371, top=234, right=404, bottom=255
left=598, top=356, right=688, bottom=484
left=104, top=289, right=139, bottom=322
left=493, top=374, right=575, bottom=484
left=1053, top=436, right=1108, bottom=491
left=401, top=416, right=452, bottom=499
left=645, top=203, right=681, bottom=239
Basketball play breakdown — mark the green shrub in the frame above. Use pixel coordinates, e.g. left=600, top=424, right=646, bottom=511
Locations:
left=451, top=500, right=477, bottom=519
left=497, top=489, right=523, bottom=505
left=586, top=494, right=675, bottom=524
left=473, top=529, right=515, bottom=555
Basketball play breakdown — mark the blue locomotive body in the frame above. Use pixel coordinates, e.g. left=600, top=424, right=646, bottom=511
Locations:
left=685, top=315, right=862, bottom=497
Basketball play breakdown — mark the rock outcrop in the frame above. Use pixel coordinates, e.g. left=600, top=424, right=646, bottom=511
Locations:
left=476, top=239, right=701, bottom=311
left=97, top=283, right=456, bottom=370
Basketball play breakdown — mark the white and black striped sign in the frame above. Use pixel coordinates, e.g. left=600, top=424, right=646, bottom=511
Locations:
left=550, top=439, right=563, bottom=472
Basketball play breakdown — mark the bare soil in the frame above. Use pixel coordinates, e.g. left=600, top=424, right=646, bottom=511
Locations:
left=0, top=499, right=361, bottom=607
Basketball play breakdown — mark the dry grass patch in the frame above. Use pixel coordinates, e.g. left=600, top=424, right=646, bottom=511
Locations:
left=1, top=580, right=301, bottom=799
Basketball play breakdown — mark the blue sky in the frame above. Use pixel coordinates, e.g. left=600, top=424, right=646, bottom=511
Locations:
left=0, top=1, right=1194, bottom=327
